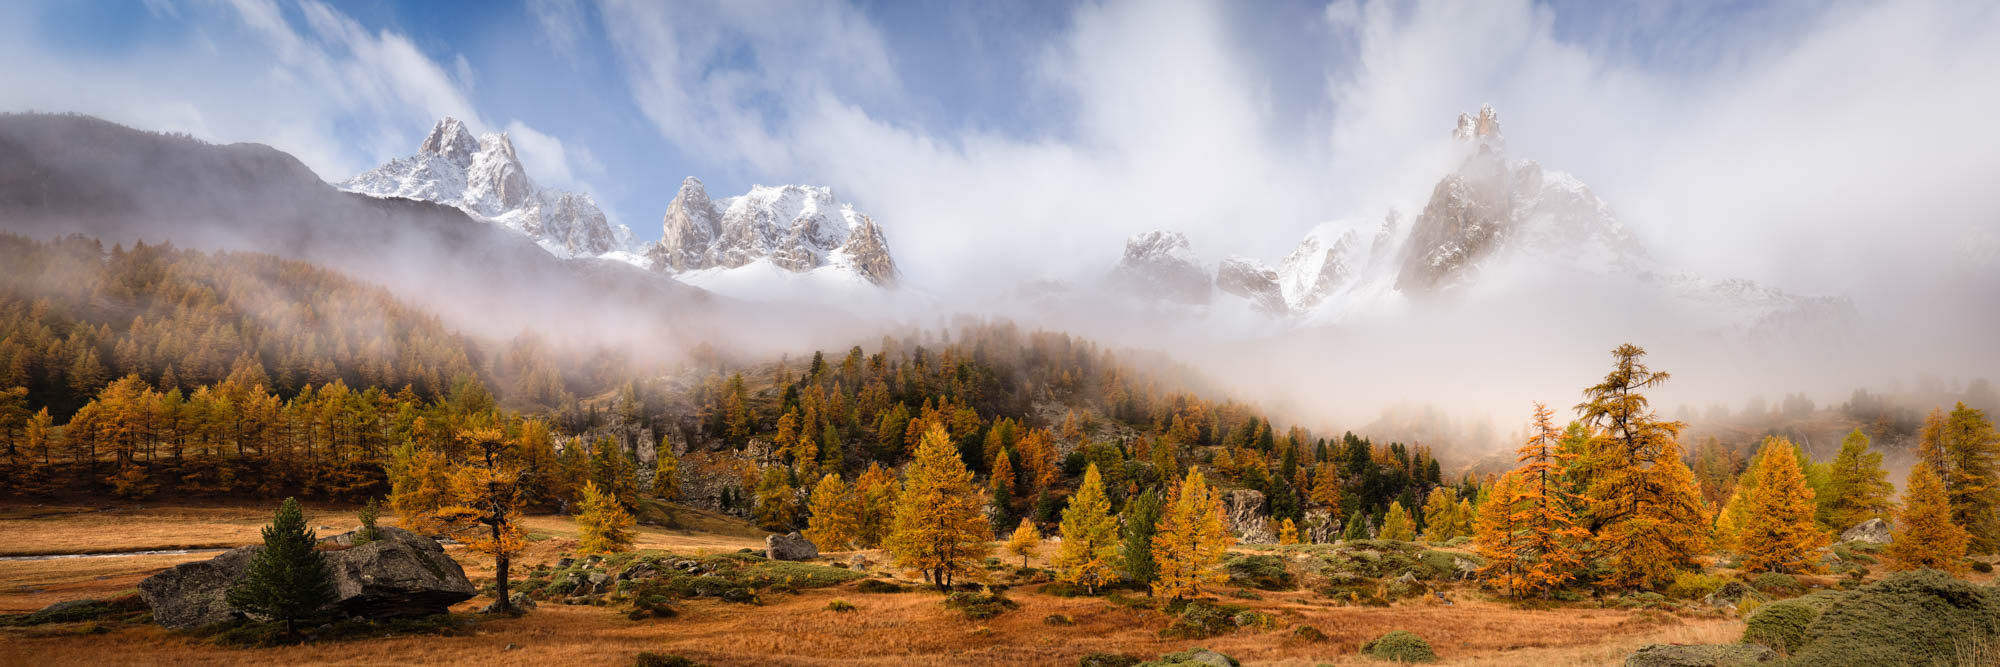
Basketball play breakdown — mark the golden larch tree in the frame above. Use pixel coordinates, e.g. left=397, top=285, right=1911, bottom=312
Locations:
left=1918, top=403, right=2000, bottom=553
left=1309, top=463, right=1343, bottom=510
left=1420, top=487, right=1465, bottom=542
left=576, top=480, right=636, bottom=554
left=854, top=462, right=900, bottom=548
left=1576, top=344, right=1710, bottom=590
left=1278, top=517, right=1301, bottom=545
left=434, top=427, right=531, bottom=614
left=805, top=473, right=860, bottom=551
left=1006, top=521, right=1041, bottom=567
left=753, top=465, right=798, bottom=531
left=1151, top=469, right=1232, bottom=600
left=652, top=436, right=681, bottom=500
left=1054, top=463, right=1122, bottom=593
left=1474, top=472, right=1528, bottom=597
left=1736, top=438, right=1830, bottom=573
left=1380, top=501, right=1415, bottom=541
left=1886, top=465, right=1971, bottom=573
left=1508, top=402, right=1589, bottom=596
left=886, top=424, right=990, bottom=590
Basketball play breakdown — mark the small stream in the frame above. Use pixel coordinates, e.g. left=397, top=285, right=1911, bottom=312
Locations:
left=0, top=548, right=230, bottom=563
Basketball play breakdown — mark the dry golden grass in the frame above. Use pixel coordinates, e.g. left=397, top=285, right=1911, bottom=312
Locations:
left=0, top=501, right=367, bottom=556
left=0, top=501, right=1746, bottom=666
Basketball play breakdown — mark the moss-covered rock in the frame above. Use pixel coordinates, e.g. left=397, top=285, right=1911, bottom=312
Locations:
left=1742, top=599, right=1818, bottom=653
left=1787, top=570, right=2000, bottom=666
left=1622, top=643, right=1776, bottom=666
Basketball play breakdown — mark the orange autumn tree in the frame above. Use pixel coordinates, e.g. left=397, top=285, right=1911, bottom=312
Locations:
left=1506, top=402, right=1589, bottom=596
left=1736, top=438, right=1831, bottom=573
left=1576, top=344, right=1710, bottom=591
left=435, top=426, right=531, bottom=614
left=886, top=424, right=989, bottom=590
left=575, top=480, right=636, bottom=554
left=1886, top=465, right=1971, bottom=573
left=1151, top=469, right=1232, bottom=600
left=1474, top=472, right=1528, bottom=597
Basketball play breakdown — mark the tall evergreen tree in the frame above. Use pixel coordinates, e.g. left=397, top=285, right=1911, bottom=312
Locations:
left=227, top=497, right=334, bottom=636
left=1120, top=488, right=1162, bottom=589
left=1822, top=429, right=1893, bottom=530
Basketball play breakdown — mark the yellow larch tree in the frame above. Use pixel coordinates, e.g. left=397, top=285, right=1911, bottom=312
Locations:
left=854, top=462, right=900, bottom=548
left=1736, top=438, right=1831, bottom=573
left=1006, top=521, right=1041, bottom=567
left=1474, top=472, right=1528, bottom=597
left=1151, top=469, right=1232, bottom=600
left=1509, top=402, right=1588, bottom=596
left=576, top=480, right=636, bottom=554
left=1822, top=429, right=1893, bottom=529
left=1309, top=462, right=1343, bottom=510
left=805, top=473, right=860, bottom=551
left=434, top=427, right=531, bottom=614
left=886, top=424, right=990, bottom=590
left=1576, top=344, right=1710, bottom=590
left=1919, top=403, right=2000, bottom=553
left=1420, top=487, right=1466, bottom=542
left=652, top=436, right=681, bottom=500
left=1380, top=501, right=1415, bottom=541
left=1886, top=465, right=1971, bottom=573
left=753, top=465, right=798, bottom=531
left=1278, top=517, right=1301, bottom=545
left=1054, top=463, right=1122, bottom=594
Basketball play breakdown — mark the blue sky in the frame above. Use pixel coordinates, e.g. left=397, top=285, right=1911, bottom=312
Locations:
left=4, top=0, right=1996, bottom=297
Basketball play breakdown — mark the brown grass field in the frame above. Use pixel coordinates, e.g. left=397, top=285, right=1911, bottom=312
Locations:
left=0, top=501, right=1746, bottom=666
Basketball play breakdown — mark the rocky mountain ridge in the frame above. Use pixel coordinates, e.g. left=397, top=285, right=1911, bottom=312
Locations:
left=341, top=117, right=634, bottom=258
left=642, top=177, right=898, bottom=287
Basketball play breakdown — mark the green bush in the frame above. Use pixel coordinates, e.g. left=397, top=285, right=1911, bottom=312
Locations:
left=632, top=652, right=704, bottom=667
left=1160, top=601, right=1241, bottom=639
left=825, top=600, right=856, bottom=612
left=1788, top=570, right=2000, bottom=666
left=1750, top=573, right=1802, bottom=597
left=943, top=588, right=1018, bottom=620
left=1362, top=630, right=1437, bottom=663
left=1743, top=600, right=1818, bottom=653
left=1140, top=648, right=1239, bottom=667
left=855, top=579, right=907, bottom=594
left=0, top=595, right=149, bottom=627
left=1291, top=623, right=1328, bottom=643
left=1044, top=613, right=1075, bottom=626
left=1077, top=653, right=1142, bottom=667
left=1665, top=571, right=1726, bottom=600
left=1224, top=554, right=1296, bottom=590
left=1973, top=560, right=1994, bottom=574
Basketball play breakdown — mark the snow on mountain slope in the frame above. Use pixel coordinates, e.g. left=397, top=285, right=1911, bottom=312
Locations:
left=642, top=177, right=899, bottom=287
left=341, top=117, right=633, bottom=258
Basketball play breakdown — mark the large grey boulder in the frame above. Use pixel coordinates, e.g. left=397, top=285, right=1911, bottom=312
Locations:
left=139, top=526, right=474, bottom=630
left=1302, top=509, right=1337, bottom=544
left=1840, top=518, right=1892, bottom=544
left=767, top=531, right=819, bottom=561
left=1624, top=643, right=1777, bottom=667
left=1221, top=490, right=1276, bottom=544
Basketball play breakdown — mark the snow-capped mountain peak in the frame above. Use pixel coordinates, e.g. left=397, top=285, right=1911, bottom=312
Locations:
left=643, top=178, right=899, bottom=288
left=342, top=117, right=631, bottom=259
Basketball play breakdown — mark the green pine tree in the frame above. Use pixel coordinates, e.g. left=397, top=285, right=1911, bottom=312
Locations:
left=227, top=497, right=335, bottom=636
left=1121, top=488, right=1162, bottom=590
left=1342, top=510, right=1370, bottom=541
left=356, top=498, right=381, bottom=545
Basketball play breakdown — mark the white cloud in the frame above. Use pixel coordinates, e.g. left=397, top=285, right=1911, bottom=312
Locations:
left=528, top=0, right=589, bottom=65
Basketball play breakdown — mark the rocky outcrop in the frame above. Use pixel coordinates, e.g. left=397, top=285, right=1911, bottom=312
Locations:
left=1215, top=257, right=1287, bottom=316
left=1839, top=518, right=1891, bottom=544
left=642, top=178, right=899, bottom=286
left=1221, top=489, right=1276, bottom=544
left=1302, top=509, right=1338, bottom=544
left=1278, top=226, right=1359, bottom=313
left=1109, top=231, right=1212, bottom=305
left=138, top=526, right=474, bottom=630
left=766, top=532, right=819, bottom=561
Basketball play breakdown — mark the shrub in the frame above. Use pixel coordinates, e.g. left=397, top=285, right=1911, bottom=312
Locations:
left=825, top=600, right=856, bottom=612
left=1044, top=613, right=1075, bottom=626
left=1142, top=648, right=1239, bottom=667
left=1077, top=653, right=1142, bottom=667
left=1291, top=624, right=1328, bottom=643
left=1973, top=560, right=1994, bottom=574
left=855, top=579, right=906, bottom=594
left=943, top=588, right=1018, bottom=620
left=1788, top=570, right=2000, bottom=666
left=0, top=595, right=149, bottom=627
left=1750, top=573, right=1802, bottom=597
left=1361, top=630, right=1437, bottom=663
left=1224, top=554, right=1296, bottom=590
left=632, top=653, right=703, bottom=667
left=1665, top=571, right=1726, bottom=600
left=1232, top=610, right=1279, bottom=631
left=1743, top=600, right=1819, bottom=653
left=1160, top=601, right=1241, bottom=639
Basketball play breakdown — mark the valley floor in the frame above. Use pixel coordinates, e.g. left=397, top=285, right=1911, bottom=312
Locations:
left=0, top=501, right=1743, bottom=666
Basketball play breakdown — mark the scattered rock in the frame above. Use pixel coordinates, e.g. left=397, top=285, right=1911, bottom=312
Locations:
left=767, top=532, right=819, bottom=561
left=557, top=557, right=575, bottom=569
left=1623, top=643, right=1777, bottom=666
left=617, top=562, right=660, bottom=581
left=584, top=555, right=603, bottom=566
left=138, top=526, right=475, bottom=630
left=480, top=592, right=537, bottom=614
left=1451, top=557, right=1479, bottom=579
left=849, top=555, right=873, bottom=570
left=1149, top=647, right=1238, bottom=667
left=1839, top=518, right=1891, bottom=545
left=586, top=572, right=612, bottom=595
